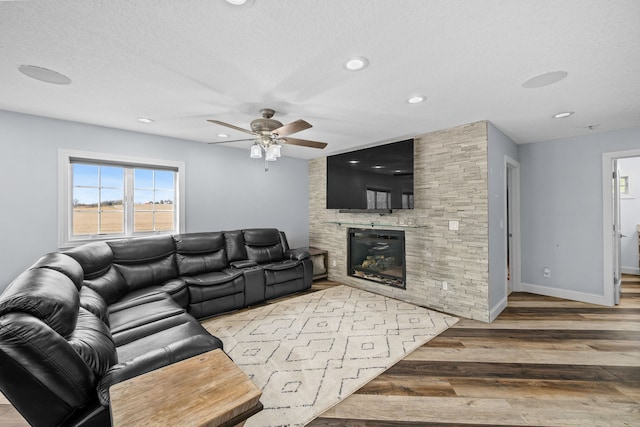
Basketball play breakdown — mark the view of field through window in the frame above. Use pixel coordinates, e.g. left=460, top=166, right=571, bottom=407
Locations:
left=72, top=163, right=175, bottom=236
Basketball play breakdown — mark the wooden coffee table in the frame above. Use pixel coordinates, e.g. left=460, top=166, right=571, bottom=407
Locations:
left=109, top=349, right=262, bottom=427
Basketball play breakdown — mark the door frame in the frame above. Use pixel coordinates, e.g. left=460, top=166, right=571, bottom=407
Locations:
left=505, top=155, right=521, bottom=294
left=602, top=148, right=640, bottom=306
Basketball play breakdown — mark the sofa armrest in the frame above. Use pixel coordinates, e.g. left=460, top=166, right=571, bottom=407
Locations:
left=230, top=260, right=258, bottom=269
left=97, top=335, right=222, bottom=406
left=285, top=248, right=309, bottom=261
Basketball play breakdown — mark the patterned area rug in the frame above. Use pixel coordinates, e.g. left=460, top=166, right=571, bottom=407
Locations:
left=203, top=285, right=458, bottom=427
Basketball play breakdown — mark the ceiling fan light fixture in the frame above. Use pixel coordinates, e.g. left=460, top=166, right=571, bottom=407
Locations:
left=344, top=57, right=369, bottom=71
left=250, top=144, right=262, bottom=158
left=265, top=145, right=279, bottom=161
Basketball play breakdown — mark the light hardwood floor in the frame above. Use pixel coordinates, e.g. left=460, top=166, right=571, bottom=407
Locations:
left=310, top=275, right=640, bottom=426
left=1, top=277, right=638, bottom=426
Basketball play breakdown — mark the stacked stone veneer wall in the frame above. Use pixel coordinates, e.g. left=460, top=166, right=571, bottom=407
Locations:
left=309, top=121, right=490, bottom=321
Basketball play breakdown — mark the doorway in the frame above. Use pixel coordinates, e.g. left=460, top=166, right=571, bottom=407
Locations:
left=602, top=149, right=640, bottom=306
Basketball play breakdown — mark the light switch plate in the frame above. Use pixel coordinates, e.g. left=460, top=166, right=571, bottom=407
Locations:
left=448, top=220, right=459, bottom=231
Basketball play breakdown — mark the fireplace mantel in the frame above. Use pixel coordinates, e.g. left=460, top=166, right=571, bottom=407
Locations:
left=324, top=221, right=425, bottom=229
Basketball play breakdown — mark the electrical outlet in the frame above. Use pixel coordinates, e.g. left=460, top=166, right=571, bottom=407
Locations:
left=442, top=281, right=448, bottom=291
left=543, top=267, right=551, bottom=278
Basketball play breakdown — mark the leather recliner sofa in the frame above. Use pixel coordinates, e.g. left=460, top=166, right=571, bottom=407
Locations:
left=0, top=228, right=312, bottom=427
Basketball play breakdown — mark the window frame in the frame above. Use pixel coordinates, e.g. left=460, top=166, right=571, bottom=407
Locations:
left=58, top=149, right=185, bottom=248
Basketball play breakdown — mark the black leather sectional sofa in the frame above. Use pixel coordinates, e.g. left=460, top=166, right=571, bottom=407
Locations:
left=0, top=228, right=312, bottom=427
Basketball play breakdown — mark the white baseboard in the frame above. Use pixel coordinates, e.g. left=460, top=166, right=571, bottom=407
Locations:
left=622, top=267, right=640, bottom=275
left=489, top=295, right=508, bottom=323
left=519, top=282, right=611, bottom=307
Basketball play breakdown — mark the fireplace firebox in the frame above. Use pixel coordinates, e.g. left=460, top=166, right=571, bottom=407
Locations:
left=348, top=228, right=406, bottom=289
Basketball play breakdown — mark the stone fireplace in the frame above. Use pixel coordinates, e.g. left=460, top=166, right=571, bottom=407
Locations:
left=348, top=228, right=406, bottom=289
left=309, top=121, right=491, bottom=322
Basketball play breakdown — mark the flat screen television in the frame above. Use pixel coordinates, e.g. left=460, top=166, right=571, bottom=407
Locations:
left=326, top=139, right=414, bottom=212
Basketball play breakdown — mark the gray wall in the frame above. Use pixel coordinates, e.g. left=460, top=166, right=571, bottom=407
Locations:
left=519, top=126, right=640, bottom=300
left=487, top=123, right=519, bottom=315
left=619, top=156, right=640, bottom=273
left=0, top=110, right=310, bottom=292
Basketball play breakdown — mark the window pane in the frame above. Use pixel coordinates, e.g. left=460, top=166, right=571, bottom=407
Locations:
left=134, top=190, right=155, bottom=210
left=155, top=190, right=174, bottom=210
left=366, top=190, right=375, bottom=209
left=101, top=166, right=124, bottom=188
left=134, top=211, right=154, bottom=232
left=134, top=169, right=154, bottom=189
left=155, top=170, right=174, bottom=191
left=73, top=209, right=98, bottom=235
left=100, top=211, right=124, bottom=233
left=73, top=164, right=98, bottom=187
left=376, top=191, right=388, bottom=209
left=101, top=188, right=123, bottom=208
left=155, top=211, right=175, bottom=231
left=73, top=188, right=99, bottom=207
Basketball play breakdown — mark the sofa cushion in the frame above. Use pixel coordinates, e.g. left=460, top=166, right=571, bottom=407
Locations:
left=184, top=270, right=244, bottom=303
left=243, top=228, right=284, bottom=263
left=174, top=232, right=228, bottom=275
left=82, top=265, right=128, bottom=305
left=0, top=313, right=97, bottom=408
left=0, top=268, right=79, bottom=337
left=263, top=260, right=306, bottom=286
left=108, top=293, right=185, bottom=341
left=108, top=236, right=178, bottom=291
left=30, top=253, right=85, bottom=290
left=79, top=286, right=110, bottom=327
left=68, top=308, right=117, bottom=377
left=64, top=242, right=114, bottom=279
left=116, top=278, right=189, bottom=308
left=224, top=230, right=247, bottom=262
left=98, top=325, right=223, bottom=406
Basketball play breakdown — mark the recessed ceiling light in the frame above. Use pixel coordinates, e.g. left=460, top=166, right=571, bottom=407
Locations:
left=407, top=95, right=426, bottom=104
left=344, top=57, right=369, bottom=71
left=552, top=111, right=574, bottom=119
left=522, top=71, right=568, bottom=88
left=372, top=165, right=384, bottom=169
left=225, top=0, right=254, bottom=6
left=137, top=117, right=155, bottom=124
left=218, top=133, right=229, bottom=138
left=348, top=160, right=360, bottom=164
left=18, top=65, right=71, bottom=85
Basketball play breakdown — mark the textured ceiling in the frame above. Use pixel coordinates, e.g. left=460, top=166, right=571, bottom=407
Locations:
left=1, top=0, right=639, bottom=159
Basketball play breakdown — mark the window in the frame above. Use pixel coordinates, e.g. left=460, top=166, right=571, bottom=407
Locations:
left=59, top=149, right=185, bottom=247
left=402, top=192, right=414, bottom=209
left=366, top=188, right=391, bottom=209
left=620, top=176, right=629, bottom=195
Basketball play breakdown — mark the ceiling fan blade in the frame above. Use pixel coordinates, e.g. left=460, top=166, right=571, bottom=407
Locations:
left=272, top=119, right=312, bottom=137
left=207, top=120, right=256, bottom=136
left=279, top=137, right=327, bottom=149
left=207, top=138, right=257, bottom=144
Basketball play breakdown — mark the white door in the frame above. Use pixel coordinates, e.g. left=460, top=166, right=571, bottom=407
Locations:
left=613, top=160, right=622, bottom=304
left=505, top=156, right=520, bottom=296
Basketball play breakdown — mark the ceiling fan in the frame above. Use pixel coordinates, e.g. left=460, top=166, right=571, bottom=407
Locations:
left=207, top=108, right=327, bottom=170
